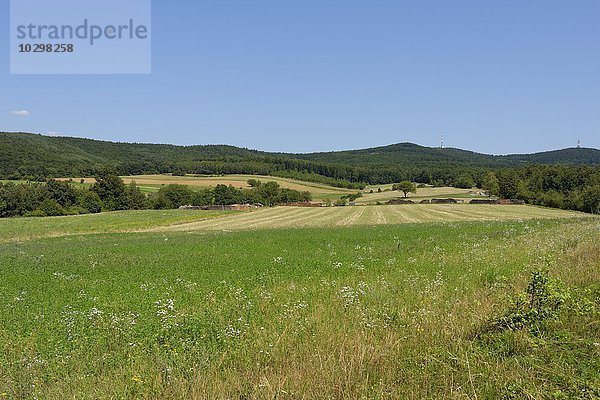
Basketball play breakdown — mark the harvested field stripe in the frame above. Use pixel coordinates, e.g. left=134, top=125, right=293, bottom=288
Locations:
left=423, top=206, right=476, bottom=221
left=388, top=205, right=430, bottom=223
left=372, top=205, right=388, bottom=224
left=280, top=207, right=334, bottom=228
left=164, top=208, right=279, bottom=231
left=153, top=204, right=594, bottom=232
left=243, top=208, right=319, bottom=229
left=335, top=206, right=367, bottom=226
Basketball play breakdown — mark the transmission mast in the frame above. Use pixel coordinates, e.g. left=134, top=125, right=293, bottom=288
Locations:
left=440, top=131, right=444, bottom=149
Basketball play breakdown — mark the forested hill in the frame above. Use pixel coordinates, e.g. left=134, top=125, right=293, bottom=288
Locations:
left=499, top=147, right=600, bottom=165
left=1, top=132, right=599, bottom=185
left=286, top=143, right=501, bottom=167
left=293, top=142, right=600, bottom=167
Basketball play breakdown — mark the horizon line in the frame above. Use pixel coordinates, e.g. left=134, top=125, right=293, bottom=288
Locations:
left=1, top=130, right=597, bottom=157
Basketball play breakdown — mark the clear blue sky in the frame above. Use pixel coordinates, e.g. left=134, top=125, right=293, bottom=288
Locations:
left=1, top=0, right=599, bottom=154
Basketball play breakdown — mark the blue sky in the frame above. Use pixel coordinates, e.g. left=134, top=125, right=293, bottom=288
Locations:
left=1, top=0, right=599, bottom=154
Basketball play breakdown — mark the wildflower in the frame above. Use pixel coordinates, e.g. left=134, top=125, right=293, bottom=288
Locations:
left=155, top=298, right=178, bottom=328
left=87, top=307, right=103, bottom=320
left=14, top=291, right=26, bottom=302
left=224, top=325, right=241, bottom=338
left=339, top=282, right=368, bottom=308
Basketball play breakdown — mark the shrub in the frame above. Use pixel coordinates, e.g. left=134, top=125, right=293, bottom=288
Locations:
left=79, top=191, right=103, bottom=213
left=157, top=184, right=195, bottom=208
left=36, top=199, right=66, bottom=217
left=24, top=209, right=48, bottom=217
left=489, top=270, right=571, bottom=333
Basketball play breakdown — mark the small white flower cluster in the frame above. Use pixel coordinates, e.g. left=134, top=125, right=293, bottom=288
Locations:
left=320, top=278, right=337, bottom=288
left=224, top=316, right=249, bottom=339
left=281, top=301, right=309, bottom=320
left=259, top=288, right=273, bottom=301
left=224, top=324, right=241, bottom=338
left=140, top=282, right=157, bottom=292
left=339, top=282, right=368, bottom=308
left=21, top=356, right=47, bottom=370
left=155, top=298, right=178, bottom=328
left=110, top=311, right=139, bottom=332
left=53, top=271, right=79, bottom=281
left=14, top=291, right=27, bottom=302
left=432, top=270, right=445, bottom=288
left=228, top=286, right=254, bottom=310
left=86, top=307, right=103, bottom=321
left=175, top=278, right=198, bottom=291
left=61, top=306, right=80, bottom=341
left=349, top=262, right=366, bottom=271
left=77, top=290, right=98, bottom=301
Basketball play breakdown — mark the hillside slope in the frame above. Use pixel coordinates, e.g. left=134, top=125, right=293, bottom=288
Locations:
left=1, top=132, right=599, bottom=182
left=296, top=142, right=600, bottom=167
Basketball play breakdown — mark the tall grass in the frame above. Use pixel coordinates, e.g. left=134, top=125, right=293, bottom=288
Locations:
left=0, top=218, right=598, bottom=398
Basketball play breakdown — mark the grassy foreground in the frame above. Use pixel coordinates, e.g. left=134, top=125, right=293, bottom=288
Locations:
left=0, top=215, right=599, bottom=398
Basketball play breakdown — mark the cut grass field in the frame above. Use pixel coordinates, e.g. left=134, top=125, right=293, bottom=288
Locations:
left=159, top=204, right=589, bottom=232
left=0, top=210, right=235, bottom=243
left=0, top=213, right=598, bottom=398
left=0, top=205, right=586, bottom=243
left=357, top=186, right=487, bottom=204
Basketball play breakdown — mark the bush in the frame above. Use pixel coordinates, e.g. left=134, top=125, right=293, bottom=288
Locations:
left=65, top=206, right=86, bottom=215
left=454, top=174, right=475, bottom=189
left=157, top=184, right=195, bottom=208
left=79, top=191, right=103, bottom=213
left=36, top=199, right=66, bottom=217
left=247, top=179, right=261, bottom=187
left=488, top=270, right=571, bottom=333
left=24, top=209, right=48, bottom=218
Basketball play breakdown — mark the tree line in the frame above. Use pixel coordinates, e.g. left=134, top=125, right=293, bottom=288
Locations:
left=0, top=170, right=312, bottom=218
left=480, top=166, right=600, bottom=213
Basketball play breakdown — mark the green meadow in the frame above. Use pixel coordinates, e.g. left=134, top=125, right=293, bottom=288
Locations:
left=0, top=208, right=598, bottom=398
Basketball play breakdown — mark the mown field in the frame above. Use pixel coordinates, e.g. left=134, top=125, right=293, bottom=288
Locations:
left=160, top=204, right=587, bottom=232
left=0, top=210, right=235, bottom=243
left=0, top=208, right=598, bottom=399
left=357, top=186, right=487, bottom=204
